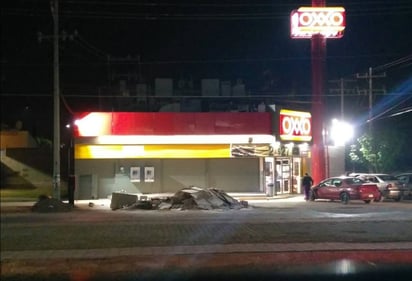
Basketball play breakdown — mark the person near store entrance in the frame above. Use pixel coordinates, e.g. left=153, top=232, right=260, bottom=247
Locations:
left=302, top=172, right=314, bottom=201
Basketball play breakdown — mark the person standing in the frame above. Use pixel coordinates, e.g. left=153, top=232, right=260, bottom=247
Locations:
left=302, top=173, right=314, bottom=201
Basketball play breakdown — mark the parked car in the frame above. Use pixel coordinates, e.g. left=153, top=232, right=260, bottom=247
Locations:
left=395, top=173, right=412, bottom=198
left=352, top=173, right=404, bottom=201
left=309, top=176, right=381, bottom=204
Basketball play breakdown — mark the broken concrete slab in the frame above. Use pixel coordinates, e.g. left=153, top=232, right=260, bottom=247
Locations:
left=110, top=192, right=138, bottom=210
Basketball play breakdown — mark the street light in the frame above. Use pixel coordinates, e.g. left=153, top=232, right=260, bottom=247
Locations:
left=330, top=119, right=354, bottom=147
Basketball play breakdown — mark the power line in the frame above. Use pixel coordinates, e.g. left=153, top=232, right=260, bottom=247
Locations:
left=371, top=97, right=412, bottom=121
left=373, top=54, right=412, bottom=72
left=3, top=1, right=412, bottom=21
left=386, top=107, right=412, bottom=118
left=2, top=91, right=406, bottom=98
left=356, top=67, right=386, bottom=132
left=74, top=33, right=109, bottom=58
left=328, top=78, right=357, bottom=120
left=338, top=54, right=412, bottom=81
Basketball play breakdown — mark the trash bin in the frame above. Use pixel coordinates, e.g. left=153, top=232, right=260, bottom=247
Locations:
left=267, top=183, right=274, bottom=197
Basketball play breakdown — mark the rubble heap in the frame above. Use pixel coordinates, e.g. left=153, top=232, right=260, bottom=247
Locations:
left=167, top=186, right=246, bottom=210
left=118, top=187, right=247, bottom=211
left=32, top=195, right=72, bottom=213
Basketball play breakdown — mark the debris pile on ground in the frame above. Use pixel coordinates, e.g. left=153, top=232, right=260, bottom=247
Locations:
left=120, top=186, right=247, bottom=211
left=110, top=192, right=138, bottom=210
left=170, top=186, right=246, bottom=210
left=31, top=195, right=72, bottom=213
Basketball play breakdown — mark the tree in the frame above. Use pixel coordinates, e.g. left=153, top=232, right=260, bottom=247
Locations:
left=348, top=125, right=405, bottom=173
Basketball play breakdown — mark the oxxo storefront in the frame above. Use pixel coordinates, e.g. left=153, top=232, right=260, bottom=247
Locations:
left=72, top=109, right=312, bottom=200
left=264, top=109, right=312, bottom=196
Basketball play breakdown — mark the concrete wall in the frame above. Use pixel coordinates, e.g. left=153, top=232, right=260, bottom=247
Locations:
left=327, top=146, right=346, bottom=177
left=0, top=131, right=37, bottom=149
left=75, top=158, right=261, bottom=199
left=1, top=148, right=53, bottom=190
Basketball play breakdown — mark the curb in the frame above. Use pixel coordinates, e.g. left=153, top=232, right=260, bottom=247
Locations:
left=3, top=242, right=412, bottom=260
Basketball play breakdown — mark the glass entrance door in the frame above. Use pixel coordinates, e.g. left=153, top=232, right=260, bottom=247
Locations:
left=275, top=158, right=292, bottom=194
left=264, top=157, right=275, bottom=196
left=292, top=157, right=302, bottom=194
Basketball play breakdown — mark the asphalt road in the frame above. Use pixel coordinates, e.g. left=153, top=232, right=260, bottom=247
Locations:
left=2, top=196, right=412, bottom=280
left=3, top=198, right=412, bottom=247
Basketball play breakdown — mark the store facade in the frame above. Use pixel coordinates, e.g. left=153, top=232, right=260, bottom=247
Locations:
left=72, top=110, right=312, bottom=199
left=73, top=112, right=272, bottom=199
left=264, top=109, right=312, bottom=196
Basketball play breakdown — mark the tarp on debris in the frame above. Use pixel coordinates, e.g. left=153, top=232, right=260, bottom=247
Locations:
left=111, top=187, right=247, bottom=211
left=169, top=186, right=245, bottom=210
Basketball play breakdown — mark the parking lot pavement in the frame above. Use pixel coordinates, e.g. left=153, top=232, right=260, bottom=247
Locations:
left=0, top=193, right=303, bottom=212
left=2, top=195, right=412, bottom=279
left=2, top=195, right=412, bottom=262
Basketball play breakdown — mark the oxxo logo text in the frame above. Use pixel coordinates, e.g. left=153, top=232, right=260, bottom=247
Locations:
left=290, top=7, right=346, bottom=39
left=280, top=112, right=312, bottom=141
left=297, top=10, right=344, bottom=27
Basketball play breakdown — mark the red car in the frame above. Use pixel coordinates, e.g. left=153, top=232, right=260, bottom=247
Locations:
left=309, top=176, right=382, bottom=204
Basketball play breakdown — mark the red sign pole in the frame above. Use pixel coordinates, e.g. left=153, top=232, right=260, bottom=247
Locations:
left=311, top=0, right=326, bottom=184
left=290, top=2, right=345, bottom=183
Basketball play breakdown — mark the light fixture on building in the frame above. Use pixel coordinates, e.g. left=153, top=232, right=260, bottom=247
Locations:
left=330, top=119, right=353, bottom=146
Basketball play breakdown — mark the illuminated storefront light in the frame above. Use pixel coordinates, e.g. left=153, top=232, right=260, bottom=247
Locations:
left=291, top=7, right=346, bottom=39
left=279, top=109, right=312, bottom=142
left=74, top=112, right=111, bottom=136
left=75, top=144, right=231, bottom=159
left=298, top=142, right=309, bottom=152
left=96, top=134, right=276, bottom=145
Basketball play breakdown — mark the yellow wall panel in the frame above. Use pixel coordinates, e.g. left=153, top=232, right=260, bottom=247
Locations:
left=75, top=144, right=231, bottom=159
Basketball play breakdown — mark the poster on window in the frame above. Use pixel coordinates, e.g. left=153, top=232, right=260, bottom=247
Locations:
left=130, top=167, right=141, bottom=182
left=144, top=167, right=154, bottom=182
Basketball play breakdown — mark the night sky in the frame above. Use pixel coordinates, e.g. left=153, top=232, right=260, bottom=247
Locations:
left=1, top=0, right=411, bottom=141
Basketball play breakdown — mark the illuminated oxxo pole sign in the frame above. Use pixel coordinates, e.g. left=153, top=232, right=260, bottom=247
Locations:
left=291, top=7, right=346, bottom=38
left=279, top=109, right=312, bottom=142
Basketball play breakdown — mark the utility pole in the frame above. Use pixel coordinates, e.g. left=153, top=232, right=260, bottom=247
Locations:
left=51, top=0, right=61, bottom=200
left=38, top=0, right=76, bottom=200
left=356, top=67, right=386, bottom=133
left=329, top=78, right=356, bottom=120
left=356, top=67, right=386, bottom=173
